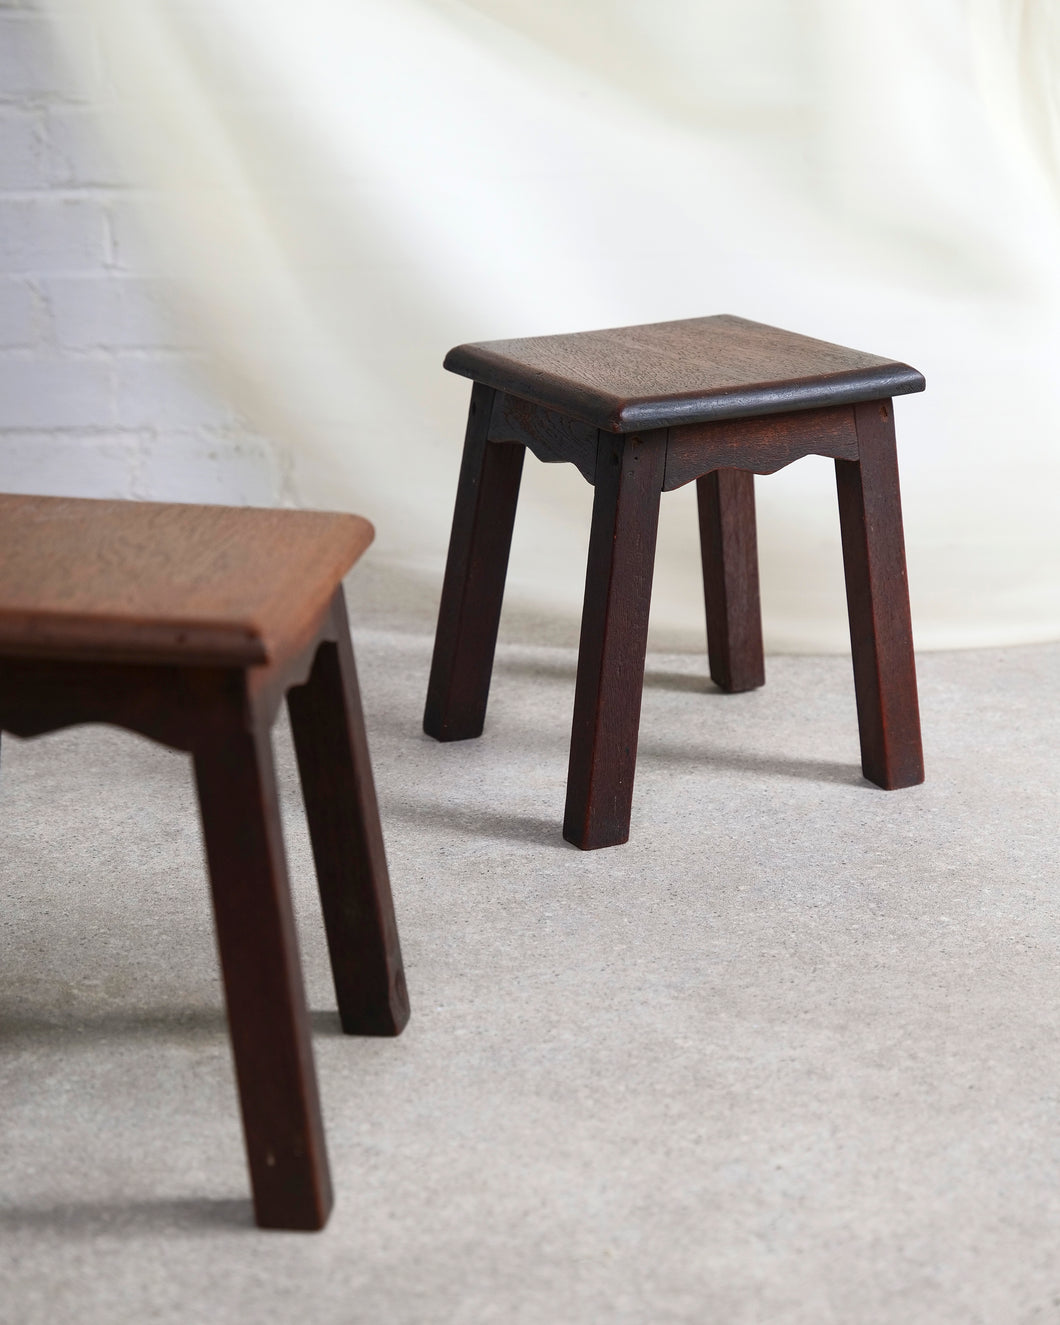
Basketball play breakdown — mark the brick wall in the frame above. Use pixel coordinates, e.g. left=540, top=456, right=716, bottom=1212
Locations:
left=0, top=0, right=291, bottom=505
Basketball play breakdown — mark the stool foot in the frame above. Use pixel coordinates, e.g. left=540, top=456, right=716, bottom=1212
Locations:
left=194, top=713, right=332, bottom=1231
left=836, top=400, right=924, bottom=789
left=697, top=469, right=765, bottom=693
left=425, top=383, right=524, bottom=742
left=564, top=431, right=666, bottom=850
left=288, top=591, right=409, bottom=1037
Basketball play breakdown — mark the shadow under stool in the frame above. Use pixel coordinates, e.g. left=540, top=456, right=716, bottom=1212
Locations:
left=424, top=315, right=926, bottom=850
left=0, top=494, right=408, bottom=1230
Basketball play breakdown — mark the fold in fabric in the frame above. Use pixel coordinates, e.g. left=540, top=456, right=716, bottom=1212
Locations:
left=40, top=0, right=1060, bottom=649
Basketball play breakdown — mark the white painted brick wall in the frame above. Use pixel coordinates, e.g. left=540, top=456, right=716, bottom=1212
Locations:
left=0, top=0, right=291, bottom=506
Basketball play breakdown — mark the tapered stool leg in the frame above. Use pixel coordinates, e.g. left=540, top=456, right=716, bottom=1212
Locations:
left=194, top=705, right=331, bottom=1230
left=424, top=383, right=525, bottom=741
left=697, top=468, right=765, bottom=692
left=288, top=591, right=409, bottom=1037
left=564, top=430, right=667, bottom=850
left=835, top=399, right=924, bottom=789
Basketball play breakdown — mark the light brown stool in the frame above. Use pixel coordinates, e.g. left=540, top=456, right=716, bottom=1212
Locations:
left=0, top=494, right=408, bottom=1230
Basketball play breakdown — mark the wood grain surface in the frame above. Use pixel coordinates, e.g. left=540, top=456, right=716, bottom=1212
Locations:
left=424, top=384, right=525, bottom=741
left=446, top=315, right=925, bottom=433
left=487, top=391, right=598, bottom=484
left=563, top=429, right=668, bottom=849
left=194, top=703, right=334, bottom=1230
left=663, top=404, right=859, bottom=491
left=836, top=401, right=924, bottom=789
left=0, top=495, right=373, bottom=666
left=288, top=591, right=409, bottom=1037
left=697, top=470, right=765, bottom=693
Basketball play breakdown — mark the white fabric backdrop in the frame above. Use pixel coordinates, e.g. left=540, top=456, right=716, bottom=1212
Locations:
left=41, top=0, right=1060, bottom=650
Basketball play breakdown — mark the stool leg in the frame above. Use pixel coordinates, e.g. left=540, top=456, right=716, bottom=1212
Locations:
left=564, top=431, right=667, bottom=849
left=288, top=592, right=409, bottom=1037
left=697, top=468, right=765, bottom=692
left=424, top=383, right=525, bottom=741
left=835, top=400, right=924, bottom=789
left=194, top=708, right=331, bottom=1231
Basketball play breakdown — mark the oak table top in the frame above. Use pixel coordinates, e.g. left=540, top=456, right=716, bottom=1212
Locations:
left=0, top=494, right=373, bottom=667
left=445, top=314, right=925, bottom=432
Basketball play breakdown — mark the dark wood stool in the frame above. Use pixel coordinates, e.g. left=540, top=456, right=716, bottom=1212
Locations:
left=424, top=315, right=926, bottom=850
left=0, top=494, right=408, bottom=1230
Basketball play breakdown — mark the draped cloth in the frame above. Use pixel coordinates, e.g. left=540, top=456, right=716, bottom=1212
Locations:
left=41, top=0, right=1060, bottom=649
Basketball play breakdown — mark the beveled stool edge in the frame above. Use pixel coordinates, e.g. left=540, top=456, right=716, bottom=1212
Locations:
left=454, top=364, right=925, bottom=434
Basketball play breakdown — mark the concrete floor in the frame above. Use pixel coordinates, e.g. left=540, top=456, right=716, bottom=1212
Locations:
left=1, top=624, right=1058, bottom=1324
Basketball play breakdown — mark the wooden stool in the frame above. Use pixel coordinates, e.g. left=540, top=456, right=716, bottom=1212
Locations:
left=0, top=494, right=408, bottom=1230
left=424, top=315, right=926, bottom=850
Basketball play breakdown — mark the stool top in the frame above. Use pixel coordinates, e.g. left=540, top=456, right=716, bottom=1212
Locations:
left=0, top=495, right=373, bottom=666
left=445, top=314, right=925, bottom=432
